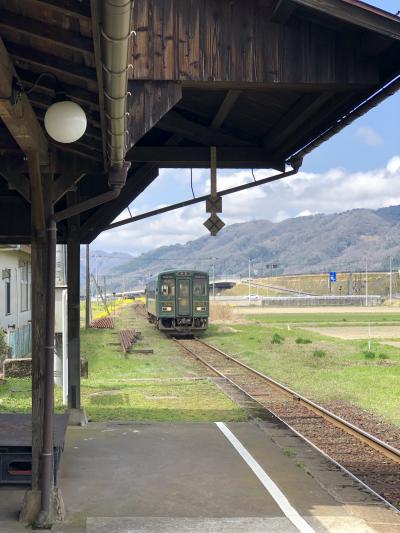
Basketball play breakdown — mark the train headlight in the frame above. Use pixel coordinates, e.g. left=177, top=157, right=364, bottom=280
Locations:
left=196, top=306, right=206, bottom=311
left=162, top=306, right=172, bottom=311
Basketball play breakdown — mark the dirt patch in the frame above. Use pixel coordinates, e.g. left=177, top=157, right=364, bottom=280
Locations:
left=217, top=326, right=240, bottom=333
left=304, top=325, right=400, bottom=340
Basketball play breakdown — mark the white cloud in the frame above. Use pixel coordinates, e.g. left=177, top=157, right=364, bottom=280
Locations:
left=93, top=155, right=400, bottom=255
left=356, top=126, right=383, bottom=146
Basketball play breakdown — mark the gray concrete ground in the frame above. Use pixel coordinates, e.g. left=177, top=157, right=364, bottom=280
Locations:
left=0, top=421, right=399, bottom=532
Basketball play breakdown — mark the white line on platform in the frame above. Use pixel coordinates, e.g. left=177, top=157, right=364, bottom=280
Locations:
left=215, top=422, right=315, bottom=533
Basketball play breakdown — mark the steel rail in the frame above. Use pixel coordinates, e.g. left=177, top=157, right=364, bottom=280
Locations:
left=175, top=338, right=400, bottom=465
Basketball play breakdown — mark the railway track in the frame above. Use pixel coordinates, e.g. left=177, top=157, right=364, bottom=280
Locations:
left=174, top=337, right=400, bottom=510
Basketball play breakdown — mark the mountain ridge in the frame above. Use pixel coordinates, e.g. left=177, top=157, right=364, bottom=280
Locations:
left=89, top=205, right=400, bottom=289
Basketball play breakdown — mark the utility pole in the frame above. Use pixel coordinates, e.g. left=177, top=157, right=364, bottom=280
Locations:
left=389, top=257, right=392, bottom=305
left=85, top=244, right=90, bottom=328
left=212, top=262, right=215, bottom=301
left=248, top=258, right=251, bottom=304
left=365, top=258, right=368, bottom=307
left=104, top=276, right=107, bottom=311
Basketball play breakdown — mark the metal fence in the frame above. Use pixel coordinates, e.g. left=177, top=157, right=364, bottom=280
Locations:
left=5, top=323, right=32, bottom=358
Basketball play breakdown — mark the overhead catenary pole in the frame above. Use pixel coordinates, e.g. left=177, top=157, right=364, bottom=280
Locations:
left=365, top=257, right=368, bottom=307
left=389, top=257, right=392, bottom=305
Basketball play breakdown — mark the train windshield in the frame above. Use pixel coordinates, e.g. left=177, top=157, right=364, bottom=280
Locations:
left=160, top=277, right=175, bottom=296
left=193, top=278, right=207, bottom=296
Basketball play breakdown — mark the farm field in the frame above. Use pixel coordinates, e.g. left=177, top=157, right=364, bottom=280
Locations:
left=204, top=310, right=400, bottom=427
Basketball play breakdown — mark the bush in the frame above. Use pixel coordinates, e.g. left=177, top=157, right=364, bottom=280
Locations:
left=378, top=353, right=389, bottom=360
left=295, top=337, right=312, bottom=344
left=271, top=333, right=284, bottom=344
left=313, top=349, right=326, bottom=358
left=363, top=350, right=375, bottom=359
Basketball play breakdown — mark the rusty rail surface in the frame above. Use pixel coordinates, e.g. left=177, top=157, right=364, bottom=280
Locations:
left=118, top=329, right=137, bottom=353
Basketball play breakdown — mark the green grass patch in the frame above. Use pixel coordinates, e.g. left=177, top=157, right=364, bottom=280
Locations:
left=245, top=312, right=400, bottom=326
left=204, top=322, right=400, bottom=426
left=0, top=305, right=246, bottom=423
left=295, top=337, right=312, bottom=344
left=313, top=349, right=326, bottom=358
left=271, top=333, right=284, bottom=344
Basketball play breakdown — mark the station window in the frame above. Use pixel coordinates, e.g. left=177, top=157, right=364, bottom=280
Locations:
left=20, top=262, right=29, bottom=311
left=160, top=278, right=175, bottom=296
left=4, top=269, right=11, bottom=315
left=193, top=278, right=207, bottom=296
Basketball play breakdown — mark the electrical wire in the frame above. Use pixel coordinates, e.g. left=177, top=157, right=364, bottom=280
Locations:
left=190, top=168, right=196, bottom=199
left=25, top=72, right=59, bottom=95
left=251, top=169, right=256, bottom=182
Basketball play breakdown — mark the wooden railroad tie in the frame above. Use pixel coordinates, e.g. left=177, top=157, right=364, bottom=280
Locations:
left=90, top=316, right=114, bottom=329
left=118, top=329, right=139, bottom=354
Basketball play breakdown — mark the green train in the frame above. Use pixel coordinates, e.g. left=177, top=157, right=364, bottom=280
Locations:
left=145, top=270, right=209, bottom=333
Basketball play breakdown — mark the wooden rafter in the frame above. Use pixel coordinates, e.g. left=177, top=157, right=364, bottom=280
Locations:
left=7, top=42, right=97, bottom=84
left=0, top=10, right=94, bottom=54
left=0, top=37, right=48, bottom=164
left=157, top=110, right=252, bottom=147
left=17, top=68, right=99, bottom=109
left=263, top=92, right=333, bottom=151
left=271, top=0, right=297, bottom=24
left=27, top=0, right=91, bottom=20
left=0, top=157, right=31, bottom=202
left=210, top=90, right=241, bottom=129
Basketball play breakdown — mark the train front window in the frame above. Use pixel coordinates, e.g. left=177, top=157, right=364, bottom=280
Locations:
left=161, top=278, right=175, bottom=296
left=193, top=278, right=207, bottom=296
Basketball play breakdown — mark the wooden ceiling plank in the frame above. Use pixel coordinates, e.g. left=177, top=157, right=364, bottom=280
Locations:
left=271, top=0, right=297, bottom=24
left=0, top=10, right=94, bottom=54
left=17, top=67, right=99, bottom=109
left=7, top=42, right=97, bottom=84
left=263, top=92, right=333, bottom=150
left=27, top=0, right=91, bottom=20
left=210, top=90, right=242, bottom=129
left=0, top=38, right=48, bottom=164
left=157, top=110, right=251, bottom=147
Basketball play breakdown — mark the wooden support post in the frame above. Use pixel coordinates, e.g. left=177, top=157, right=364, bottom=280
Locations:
left=85, top=244, right=90, bottom=329
left=67, top=192, right=81, bottom=411
left=31, top=223, right=48, bottom=493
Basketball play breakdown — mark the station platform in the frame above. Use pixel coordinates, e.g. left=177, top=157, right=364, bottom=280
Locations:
left=0, top=420, right=399, bottom=532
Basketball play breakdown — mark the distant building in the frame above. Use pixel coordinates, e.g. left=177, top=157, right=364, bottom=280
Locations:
left=0, top=245, right=31, bottom=358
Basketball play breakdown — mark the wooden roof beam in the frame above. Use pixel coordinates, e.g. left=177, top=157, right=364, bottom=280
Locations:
left=27, top=0, right=91, bottom=20
left=7, top=42, right=97, bottom=85
left=0, top=38, right=48, bottom=164
left=211, top=90, right=241, bottom=129
left=127, top=146, right=284, bottom=170
left=263, top=92, right=333, bottom=151
left=0, top=10, right=94, bottom=54
left=271, top=0, right=297, bottom=24
left=157, top=110, right=252, bottom=147
left=289, top=0, right=400, bottom=40
left=17, top=68, right=99, bottom=109
left=0, top=157, right=31, bottom=202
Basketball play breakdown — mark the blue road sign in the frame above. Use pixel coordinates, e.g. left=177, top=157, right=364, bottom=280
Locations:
left=329, top=271, right=336, bottom=282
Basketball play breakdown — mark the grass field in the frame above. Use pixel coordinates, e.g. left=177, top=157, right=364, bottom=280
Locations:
left=244, top=311, right=400, bottom=325
left=204, top=320, right=400, bottom=426
left=0, top=304, right=246, bottom=423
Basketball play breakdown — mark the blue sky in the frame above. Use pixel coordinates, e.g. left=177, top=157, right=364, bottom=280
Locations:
left=94, top=0, right=400, bottom=255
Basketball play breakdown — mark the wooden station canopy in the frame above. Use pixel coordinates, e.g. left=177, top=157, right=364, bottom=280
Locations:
left=0, top=0, right=400, bottom=245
